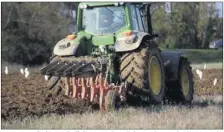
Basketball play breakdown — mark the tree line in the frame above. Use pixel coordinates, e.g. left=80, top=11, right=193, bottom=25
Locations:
left=152, top=2, right=222, bottom=49
left=1, top=2, right=222, bottom=65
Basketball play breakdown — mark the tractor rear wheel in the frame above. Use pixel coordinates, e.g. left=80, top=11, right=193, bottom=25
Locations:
left=47, top=76, right=60, bottom=91
left=166, top=57, right=194, bottom=104
left=45, top=56, right=63, bottom=97
left=120, top=44, right=165, bottom=104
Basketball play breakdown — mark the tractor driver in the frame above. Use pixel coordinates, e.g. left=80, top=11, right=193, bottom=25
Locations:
left=96, top=7, right=126, bottom=34
left=98, top=8, right=116, bottom=33
left=101, top=10, right=114, bottom=27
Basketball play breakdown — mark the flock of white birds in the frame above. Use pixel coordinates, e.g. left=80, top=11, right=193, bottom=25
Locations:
left=4, top=63, right=218, bottom=86
left=192, top=63, right=218, bottom=86
left=4, top=66, right=49, bottom=81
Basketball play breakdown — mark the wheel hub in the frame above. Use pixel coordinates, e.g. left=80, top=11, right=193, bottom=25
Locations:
left=148, top=56, right=162, bottom=95
left=181, top=69, right=189, bottom=97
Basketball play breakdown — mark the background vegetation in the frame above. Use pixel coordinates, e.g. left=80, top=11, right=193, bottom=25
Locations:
left=1, top=2, right=223, bottom=66
left=152, top=2, right=223, bottom=49
left=166, top=49, right=223, bottom=63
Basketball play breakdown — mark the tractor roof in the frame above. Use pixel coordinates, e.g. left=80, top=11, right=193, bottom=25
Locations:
left=78, top=2, right=155, bottom=8
left=79, top=2, right=121, bottom=7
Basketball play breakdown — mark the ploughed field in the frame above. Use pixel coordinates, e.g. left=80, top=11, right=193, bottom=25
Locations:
left=1, top=69, right=223, bottom=121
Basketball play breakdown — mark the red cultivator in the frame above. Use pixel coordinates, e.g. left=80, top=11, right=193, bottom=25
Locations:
left=41, top=57, right=127, bottom=111
left=58, top=74, right=126, bottom=111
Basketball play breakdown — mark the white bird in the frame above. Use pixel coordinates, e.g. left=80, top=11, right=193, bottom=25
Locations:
left=196, top=69, right=203, bottom=80
left=213, top=78, right=218, bottom=86
left=44, top=75, right=49, bottom=81
left=20, top=68, right=24, bottom=74
left=5, top=66, right=8, bottom=75
left=204, top=63, right=207, bottom=69
left=24, top=68, right=29, bottom=78
left=198, top=71, right=203, bottom=80
left=25, top=70, right=30, bottom=78
left=25, top=68, right=28, bottom=73
left=196, top=69, right=200, bottom=75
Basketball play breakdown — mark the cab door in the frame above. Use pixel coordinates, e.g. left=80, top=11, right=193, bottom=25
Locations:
left=129, top=4, right=147, bottom=32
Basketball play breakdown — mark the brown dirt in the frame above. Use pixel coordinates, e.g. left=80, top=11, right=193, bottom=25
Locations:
left=1, top=72, right=89, bottom=121
left=193, top=69, right=223, bottom=95
left=1, top=69, right=223, bottom=121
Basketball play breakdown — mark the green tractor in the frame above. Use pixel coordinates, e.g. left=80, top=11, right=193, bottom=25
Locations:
left=41, top=2, right=194, bottom=111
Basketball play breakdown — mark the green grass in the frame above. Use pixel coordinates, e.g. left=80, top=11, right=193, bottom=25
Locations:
left=163, top=49, right=223, bottom=63
left=191, top=62, right=223, bottom=69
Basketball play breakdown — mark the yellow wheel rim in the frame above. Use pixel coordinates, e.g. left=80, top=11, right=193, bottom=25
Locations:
left=181, top=69, right=189, bottom=97
left=148, top=56, right=162, bottom=95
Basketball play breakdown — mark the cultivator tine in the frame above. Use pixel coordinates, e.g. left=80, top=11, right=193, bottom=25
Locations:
left=77, top=78, right=82, bottom=99
left=99, top=74, right=104, bottom=111
left=81, top=78, right=86, bottom=99
left=90, top=77, right=95, bottom=102
left=85, top=78, right=91, bottom=100
left=72, top=77, right=77, bottom=98
left=86, top=78, right=91, bottom=87
left=69, top=78, right=73, bottom=85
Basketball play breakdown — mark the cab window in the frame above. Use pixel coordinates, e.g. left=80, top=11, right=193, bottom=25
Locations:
left=135, top=6, right=145, bottom=32
left=129, top=5, right=139, bottom=31
left=129, top=4, right=145, bottom=32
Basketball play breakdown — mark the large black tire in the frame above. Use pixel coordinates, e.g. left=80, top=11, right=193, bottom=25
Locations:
left=45, top=56, right=63, bottom=97
left=45, top=46, right=86, bottom=98
left=47, top=76, right=60, bottom=90
left=166, top=57, right=194, bottom=104
left=120, top=43, right=166, bottom=104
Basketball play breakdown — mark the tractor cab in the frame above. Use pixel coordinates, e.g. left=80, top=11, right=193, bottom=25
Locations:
left=64, top=2, right=158, bottom=54
left=75, top=2, right=153, bottom=35
left=81, top=4, right=126, bottom=35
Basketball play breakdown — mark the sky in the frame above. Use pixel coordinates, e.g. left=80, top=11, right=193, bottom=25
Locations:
left=216, top=2, right=223, bottom=17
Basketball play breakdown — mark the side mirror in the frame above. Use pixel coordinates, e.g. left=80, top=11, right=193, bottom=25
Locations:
left=151, top=33, right=159, bottom=38
left=68, top=24, right=77, bottom=34
left=153, top=33, right=159, bottom=38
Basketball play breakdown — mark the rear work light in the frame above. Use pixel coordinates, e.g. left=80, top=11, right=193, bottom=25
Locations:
left=67, top=34, right=76, bottom=40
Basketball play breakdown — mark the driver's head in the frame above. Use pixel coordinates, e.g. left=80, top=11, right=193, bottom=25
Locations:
left=99, top=8, right=114, bottom=27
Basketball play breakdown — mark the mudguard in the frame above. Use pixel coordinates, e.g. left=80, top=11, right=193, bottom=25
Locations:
left=115, top=31, right=150, bottom=52
left=53, top=38, right=80, bottom=56
left=160, top=51, right=184, bottom=81
left=53, top=32, right=90, bottom=56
